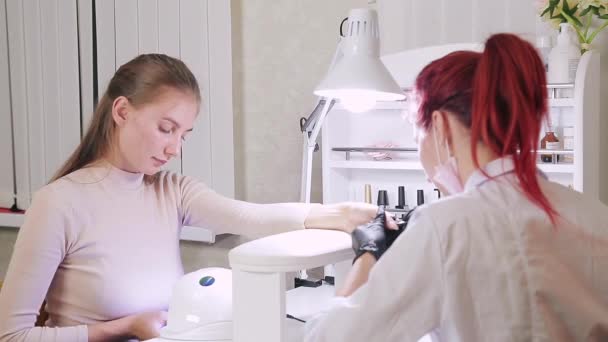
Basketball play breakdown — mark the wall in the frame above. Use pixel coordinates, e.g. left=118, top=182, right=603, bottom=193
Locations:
left=597, top=31, right=608, bottom=205
left=231, top=0, right=368, bottom=204
left=377, top=0, right=536, bottom=54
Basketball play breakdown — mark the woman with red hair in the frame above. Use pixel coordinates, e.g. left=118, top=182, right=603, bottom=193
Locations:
left=305, top=33, right=608, bottom=341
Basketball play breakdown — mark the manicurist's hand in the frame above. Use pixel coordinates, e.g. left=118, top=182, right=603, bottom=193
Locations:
left=351, top=206, right=392, bottom=262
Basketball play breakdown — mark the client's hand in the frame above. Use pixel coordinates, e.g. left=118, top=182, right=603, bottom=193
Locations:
left=128, top=310, right=168, bottom=340
left=351, top=206, right=393, bottom=262
left=340, top=202, right=379, bottom=233
left=304, top=202, right=378, bottom=233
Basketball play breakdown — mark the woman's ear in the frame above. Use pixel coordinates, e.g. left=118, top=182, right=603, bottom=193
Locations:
left=431, top=110, right=449, bottom=147
left=111, top=96, right=130, bottom=126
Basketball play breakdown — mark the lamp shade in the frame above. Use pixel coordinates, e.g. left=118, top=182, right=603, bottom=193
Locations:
left=314, top=8, right=404, bottom=112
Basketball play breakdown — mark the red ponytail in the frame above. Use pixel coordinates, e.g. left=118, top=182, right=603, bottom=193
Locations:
left=415, top=33, right=557, bottom=223
left=472, top=34, right=556, bottom=223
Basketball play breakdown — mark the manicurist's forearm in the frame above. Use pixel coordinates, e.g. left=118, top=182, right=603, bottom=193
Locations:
left=336, top=253, right=376, bottom=297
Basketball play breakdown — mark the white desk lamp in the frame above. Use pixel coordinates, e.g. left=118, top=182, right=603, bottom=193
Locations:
left=300, top=8, right=405, bottom=203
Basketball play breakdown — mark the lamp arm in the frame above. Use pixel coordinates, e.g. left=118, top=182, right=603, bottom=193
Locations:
left=298, top=35, right=344, bottom=203
left=300, top=99, right=335, bottom=141
left=299, top=98, right=334, bottom=203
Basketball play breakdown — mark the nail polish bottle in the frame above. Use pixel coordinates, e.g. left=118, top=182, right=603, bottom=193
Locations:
left=364, top=184, right=372, bottom=204
left=396, top=186, right=406, bottom=209
left=417, top=189, right=424, bottom=206
left=377, top=190, right=389, bottom=206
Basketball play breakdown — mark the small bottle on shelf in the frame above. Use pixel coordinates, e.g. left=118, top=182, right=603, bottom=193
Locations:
left=364, top=184, right=372, bottom=204
left=377, top=190, right=389, bottom=206
left=562, top=126, right=574, bottom=163
left=540, top=127, right=560, bottom=163
left=417, top=189, right=424, bottom=206
left=395, top=186, right=408, bottom=210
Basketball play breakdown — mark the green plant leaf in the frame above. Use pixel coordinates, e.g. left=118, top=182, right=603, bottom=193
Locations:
left=580, top=7, right=592, bottom=16
left=592, top=7, right=600, bottom=16
left=571, top=15, right=583, bottom=27
left=549, top=6, right=556, bottom=17
left=562, top=0, right=570, bottom=13
left=561, top=10, right=587, bottom=42
left=541, top=6, right=552, bottom=17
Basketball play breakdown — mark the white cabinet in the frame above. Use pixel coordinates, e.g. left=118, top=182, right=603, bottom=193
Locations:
left=321, top=44, right=604, bottom=209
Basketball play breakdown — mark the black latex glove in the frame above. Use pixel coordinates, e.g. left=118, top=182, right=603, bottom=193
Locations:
left=351, top=206, right=388, bottom=263
left=385, top=208, right=416, bottom=248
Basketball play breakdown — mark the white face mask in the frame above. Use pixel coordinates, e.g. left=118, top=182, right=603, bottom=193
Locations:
left=431, top=125, right=464, bottom=195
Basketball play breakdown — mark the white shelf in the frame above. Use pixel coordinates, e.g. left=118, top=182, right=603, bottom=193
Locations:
left=330, top=160, right=573, bottom=174
left=329, top=160, right=423, bottom=170
left=548, top=98, right=575, bottom=107
left=0, top=212, right=24, bottom=228
left=329, top=160, right=574, bottom=173
left=537, top=163, right=575, bottom=174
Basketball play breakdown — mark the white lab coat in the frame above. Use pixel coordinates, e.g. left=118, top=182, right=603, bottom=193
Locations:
left=305, top=157, right=608, bottom=342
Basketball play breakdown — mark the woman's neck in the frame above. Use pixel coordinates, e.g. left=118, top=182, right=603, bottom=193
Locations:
left=103, top=150, right=139, bottom=174
left=454, top=138, right=499, bottom=185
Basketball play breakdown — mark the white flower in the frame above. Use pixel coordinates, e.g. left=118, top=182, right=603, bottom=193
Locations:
left=578, top=0, right=594, bottom=9
left=579, top=0, right=608, bottom=11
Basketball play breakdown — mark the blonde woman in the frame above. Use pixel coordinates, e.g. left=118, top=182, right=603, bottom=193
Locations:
left=0, top=54, right=376, bottom=342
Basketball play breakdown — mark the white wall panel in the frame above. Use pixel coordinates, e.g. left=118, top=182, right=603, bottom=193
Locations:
left=472, top=0, right=508, bottom=42
left=0, top=0, right=14, bottom=208
left=377, top=0, right=412, bottom=52
left=78, top=0, right=95, bottom=129
left=378, top=0, right=538, bottom=53
left=7, top=0, right=31, bottom=208
left=158, top=0, right=180, bottom=58
left=444, top=0, right=474, bottom=44
left=57, top=0, right=81, bottom=162
left=40, top=0, right=62, bottom=179
left=506, top=0, right=537, bottom=38
left=138, top=0, right=159, bottom=53
left=115, top=0, right=139, bottom=68
left=207, top=0, right=234, bottom=197
left=6, top=0, right=81, bottom=209
left=412, top=0, right=443, bottom=47
left=180, top=0, right=212, bottom=185
left=95, top=0, right=116, bottom=96
left=22, top=0, right=46, bottom=196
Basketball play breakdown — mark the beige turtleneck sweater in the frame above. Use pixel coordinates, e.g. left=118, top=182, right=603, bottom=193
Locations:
left=0, top=163, right=313, bottom=341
